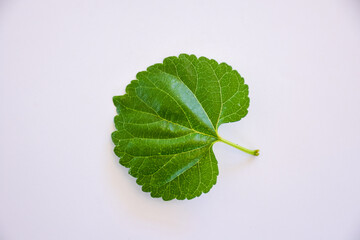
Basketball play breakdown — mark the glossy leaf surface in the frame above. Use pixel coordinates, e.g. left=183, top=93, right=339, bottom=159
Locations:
left=112, top=54, right=251, bottom=200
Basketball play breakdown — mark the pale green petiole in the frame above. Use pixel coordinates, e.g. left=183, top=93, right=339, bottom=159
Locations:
left=218, top=137, right=260, bottom=156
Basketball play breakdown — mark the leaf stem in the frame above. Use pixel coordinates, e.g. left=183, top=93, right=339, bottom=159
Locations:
left=218, top=137, right=259, bottom=156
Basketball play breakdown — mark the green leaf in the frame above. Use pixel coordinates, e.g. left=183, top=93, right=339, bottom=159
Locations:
left=112, top=54, right=259, bottom=201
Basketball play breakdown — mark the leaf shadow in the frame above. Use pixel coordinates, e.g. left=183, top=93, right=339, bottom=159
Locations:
left=104, top=124, right=191, bottom=230
left=223, top=154, right=257, bottom=175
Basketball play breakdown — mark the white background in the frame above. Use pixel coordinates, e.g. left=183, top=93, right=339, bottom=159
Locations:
left=1, top=0, right=360, bottom=239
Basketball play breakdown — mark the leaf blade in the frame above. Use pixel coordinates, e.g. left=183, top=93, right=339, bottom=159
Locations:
left=112, top=54, right=251, bottom=200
